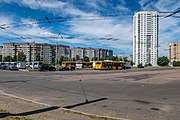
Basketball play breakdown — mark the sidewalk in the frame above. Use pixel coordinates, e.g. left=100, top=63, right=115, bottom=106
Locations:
left=0, top=92, right=92, bottom=120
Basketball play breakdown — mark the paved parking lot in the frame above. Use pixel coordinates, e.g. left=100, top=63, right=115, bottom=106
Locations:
left=0, top=68, right=180, bottom=120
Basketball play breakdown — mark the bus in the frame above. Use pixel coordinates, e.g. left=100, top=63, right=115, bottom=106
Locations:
left=95, top=61, right=126, bottom=70
left=82, top=62, right=93, bottom=68
left=61, top=61, right=76, bottom=69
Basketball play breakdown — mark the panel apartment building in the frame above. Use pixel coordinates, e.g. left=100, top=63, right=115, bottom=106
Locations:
left=168, top=42, right=180, bottom=62
left=133, top=11, right=159, bottom=66
left=71, top=47, right=113, bottom=60
left=1, top=42, right=113, bottom=63
left=1, top=42, right=70, bottom=64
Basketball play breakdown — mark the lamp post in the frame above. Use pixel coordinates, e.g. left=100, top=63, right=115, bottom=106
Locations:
left=33, top=41, right=35, bottom=69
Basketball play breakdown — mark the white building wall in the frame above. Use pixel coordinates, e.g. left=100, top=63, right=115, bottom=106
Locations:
left=133, top=11, right=158, bottom=66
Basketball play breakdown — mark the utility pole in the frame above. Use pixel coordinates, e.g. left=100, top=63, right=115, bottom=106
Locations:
left=17, top=51, right=18, bottom=62
left=33, top=41, right=35, bottom=69
left=55, top=43, right=58, bottom=65
left=79, top=75, right=88, bottom=103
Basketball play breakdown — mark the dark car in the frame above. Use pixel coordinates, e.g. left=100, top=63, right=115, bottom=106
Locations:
left=137, top=64, right=144, bottom=68
left=40, top=64, right=56, bottom=71
left=59, top=66, right=75, bottom=71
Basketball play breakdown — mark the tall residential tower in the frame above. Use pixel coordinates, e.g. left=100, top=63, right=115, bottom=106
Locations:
left=133, top=11, right=159, bottom=66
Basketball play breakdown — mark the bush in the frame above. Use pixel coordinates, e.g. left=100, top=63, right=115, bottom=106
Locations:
left=173, top=61, right=180, bottom=66
left=157, top=56, right=169, bottom=66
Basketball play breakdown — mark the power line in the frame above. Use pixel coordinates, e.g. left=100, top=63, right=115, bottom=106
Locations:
left=164, top=9, right=180, bottom=18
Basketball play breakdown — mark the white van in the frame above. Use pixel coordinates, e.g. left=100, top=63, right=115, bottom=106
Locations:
left=30, top=61, right=43, bottom=69
left=17, top=62, right=26, bottom=69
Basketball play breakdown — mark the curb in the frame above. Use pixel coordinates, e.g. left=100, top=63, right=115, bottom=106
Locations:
left=0, top=91, right=129, bottom=120
left=18, top=69, right=30, bottom=72
left=60, top=108, right=129, bottom=120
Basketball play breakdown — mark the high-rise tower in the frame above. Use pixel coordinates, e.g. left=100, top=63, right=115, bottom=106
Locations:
left=133, top=11, right=159, bottom=66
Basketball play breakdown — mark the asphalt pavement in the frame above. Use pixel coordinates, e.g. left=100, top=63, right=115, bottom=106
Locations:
left=0, top=68, right=180, bottom=120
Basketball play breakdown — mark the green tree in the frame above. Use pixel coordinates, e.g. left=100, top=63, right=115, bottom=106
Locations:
left=72, top=58, right=76, bottom=61
left=12, top=55, right=17, bottom=62
left=130, top=61, right=134, bottom=66
left=92, top=57, right=98, bottom=61
left=83, top=56, right=89, bottom=62
left=173, top=61, right=180, bottom=66
left=59, top=56, right=64, bottom=65
left=3, top=56, right=13, bottom=62
left=18, top=52, right=26, bottom=62
left=157, top=56, right=169, bottom=66
left=0, top=55, right=2, bottom=62
left=118, top=57, right=123, bottom=61
left=76, top=55, right=80, bottom=60
left=111, top=56, right=119, bottom=61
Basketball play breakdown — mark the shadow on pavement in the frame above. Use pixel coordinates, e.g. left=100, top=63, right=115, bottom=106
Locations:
left=63, top=98, right=107, bottom=109
left=0, top=106, right=59, bottom=118
left=0, top=98, right=107, bottom=118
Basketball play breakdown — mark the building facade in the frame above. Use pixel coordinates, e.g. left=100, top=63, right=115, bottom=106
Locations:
left=2, top=43, right=16, bottom=59
left=1, top=42, right=113, bottom=63
left=168, top=42, right=180, bottom=62
left=71, top=47, right=84, bottom=59
left=0, top=46, right=3, bottom=56
left=40, top=43, right=53, bottom=64
left=133, top=11, right=159, bottom=66
left=1, top=42, right=70, bottom=64
left=71, top=47, right=113, bottom=61
left=84, top=48, right=95, bottom=61
left=56, top=45, right=70, bottom=61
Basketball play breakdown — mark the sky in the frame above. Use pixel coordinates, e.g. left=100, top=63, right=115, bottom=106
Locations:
left=0, top=0, right=179, bottom=56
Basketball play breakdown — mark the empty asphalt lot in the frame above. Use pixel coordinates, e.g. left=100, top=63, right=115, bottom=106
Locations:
left=0, top=68, right=180, bottom=120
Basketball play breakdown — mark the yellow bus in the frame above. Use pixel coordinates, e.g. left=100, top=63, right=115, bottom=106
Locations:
left=95, top=61, right=126, bottom=70
left=61, top=61, right=76, bottom=68
left=82, top=62, right=93, bottom=68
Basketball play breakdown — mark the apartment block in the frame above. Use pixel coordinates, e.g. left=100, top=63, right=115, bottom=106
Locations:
left=84, top=48, right=95, bottom=61
left=168, top=42, right=180, bottom=62
left=71, top=47, right=84, bottom=59
left=56, top=45, right=70, bottom=61
left=133, top=11, right=159, bottom=66
left=0, top=46, right=3, bottom=56
left=71, top=47, right=113, bottom=61
left=1, top=42, right=70, bottom=64
left=94, top=48, right=113, bottom=60
left=2, top=43, right=16, bottom=58
left=40, top=43, right=53, bottom=64
left=1, top=42, right=113, bottom=63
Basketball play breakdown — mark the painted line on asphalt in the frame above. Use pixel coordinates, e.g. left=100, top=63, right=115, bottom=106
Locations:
left=0, top=91, right=130, bottom=120
left=0, top=91, right=50, bottom=107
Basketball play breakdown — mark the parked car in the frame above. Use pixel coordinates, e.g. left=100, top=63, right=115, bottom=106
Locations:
left=5, top=62, right=11, bottom=70
left=59, top=66, right=75, bottom=71
left=137, top=64, right=144, bottom=68
left=7, top=62, right=18, bottom=70
left=17, top=62, right=26, bottom=69
left=30, top=61, right=43, bottom=69
left=39, top=64, right=56, bottom=71
left=0, top=62, right=6, bottom=70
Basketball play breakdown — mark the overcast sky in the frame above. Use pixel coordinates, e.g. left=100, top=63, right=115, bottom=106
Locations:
left=0, top=0, right=179, bottom=56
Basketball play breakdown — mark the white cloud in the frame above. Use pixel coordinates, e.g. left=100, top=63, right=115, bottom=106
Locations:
left=0, top=16, right=56, bottom=43
left=1, top=0, right=178, bottom=56
left=138, top=0, right=180, bottom=56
